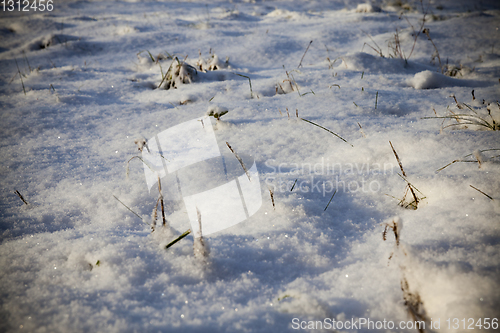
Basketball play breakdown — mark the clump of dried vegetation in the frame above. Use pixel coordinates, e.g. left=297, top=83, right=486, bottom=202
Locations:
left=424, top=93, right=500, bottom=131
left=388, top=141, right=425, bottom=210
left=196, top=50, right=229, bottom=72
left=137, top=49, right=229, bottom=90
left=159, top=57, right=198, bottom=90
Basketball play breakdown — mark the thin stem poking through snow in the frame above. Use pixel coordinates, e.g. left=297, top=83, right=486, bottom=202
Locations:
left=300, top=118, right=353, bottom=147
left=298, top=40, right=313, bottom=68
left=14, top=190, right=29, bottom=205
left=113, top=195, right=147, bottom=225
left=226, top=142, right=251, bottom=181
left=165, top=229, right=191, bottom=249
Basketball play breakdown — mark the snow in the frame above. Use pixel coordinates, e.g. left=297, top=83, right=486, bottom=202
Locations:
left=408, top=70, right=481, bottom=89
left=1, top=0, right=500, bottom=332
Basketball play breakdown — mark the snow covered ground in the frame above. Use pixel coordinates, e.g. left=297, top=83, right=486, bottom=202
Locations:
left=1, top=0, right=500, bottom=332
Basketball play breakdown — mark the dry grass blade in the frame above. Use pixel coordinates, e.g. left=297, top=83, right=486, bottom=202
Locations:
left=137, top=49, right=155, bottom=62
left=362, top=42, right=384, bottom=57
left=165, top=229, right=191, bottom=249
left=126, top=156, right=153, bottom=177
left=233, top=73, right=254, bottom=98
left=14, top=190, right=29, bottom=205
left=358, top=122, right=367, bottom=138
left=15, top=58, right=26, bottom=95
left=389, top=141, right=406, bottom=177
left=402, top=0, right=428, bottom=62
left=422, top=28, right=442, bottom=73
left=157, top=176, right=167, bottom=226
left=113, top=195, right=146, bottom=224
left=423, top=114, right=497, bottom=131
left=193, top=208, right=209, bottom=260
left=324, top=189, right=337, bottom=211
left=300, top=118, right=353, bottom=147
left=470, top=185, right=493, bottom=200
left=397, top=173, right=425, bottom=198
left=269, top=188, right=275, bottom=209
left=298, top=40, right=313, bottom=68
left=226, top=142, right=251, bottom=181
left=436, top=159, right=476, bottom=173
left=361, top=30, right=384, bottom=57
left=22, top=50, right=32, bottom=72
left=436, top=149, right=500, bottom=172
left=389, top=141, right=420, bottom=208
left=126, top=153, right=169, bottom=179
left=157, top=60, right=173, bottom=88
left=290, top=179, right=298, bottom=192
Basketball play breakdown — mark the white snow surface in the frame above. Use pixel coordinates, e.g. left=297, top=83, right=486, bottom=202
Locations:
left=1, top=0, right=500, bottom=332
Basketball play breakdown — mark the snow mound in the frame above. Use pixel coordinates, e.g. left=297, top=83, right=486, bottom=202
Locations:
left=355, top=4, right=381, bottom=13
left=408, top=70, right=477, bottom=89
left=266, top=9, right=305, bottom=20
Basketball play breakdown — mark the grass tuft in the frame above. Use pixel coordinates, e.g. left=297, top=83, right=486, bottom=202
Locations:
left=423, top=95, right=499, bottom=131
left=157, top=56, right=198, bottom=90
left=389, top=141, right=424, bottom=209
